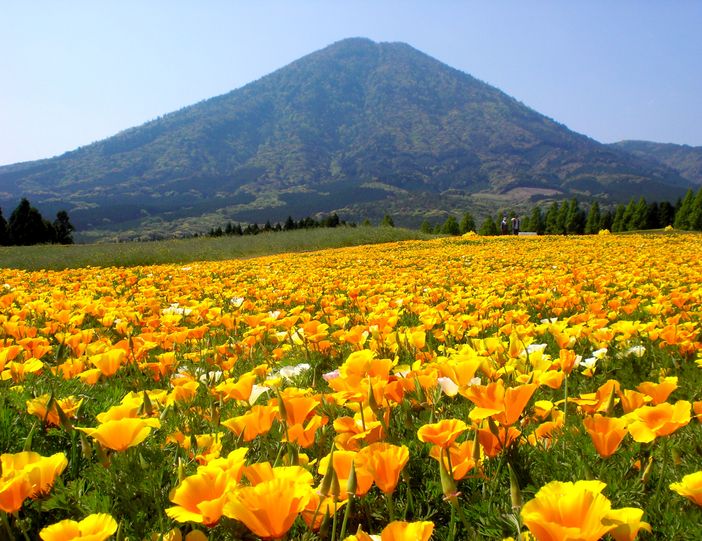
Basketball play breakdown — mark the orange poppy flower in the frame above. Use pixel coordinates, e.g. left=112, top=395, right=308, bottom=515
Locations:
left=221, top=404, right=279, bottom=442
left=636, top=377, right=677, bottom=405
left=625, top=400, right=691, bottom=443
left=77, top=417, right=160, bottom=451
left=345, top=520, right=434, bottom=541
left=477, top=425, right=522, bottom=458
left=462, top=380, right=537, bottom=426
left=318, top=450, right=374, bottom=498
left=166, top=467, right=230, bottom=527
left=355, top=443, right=409, bottom=494
left=583, top=414, right=628, bottom=458
left=605, top=507, right=652, bottom=541
left=618, top=389, right=650, bottom=414
left=428, top=440, right=478, bottom=481
left=1, top=451, right=68, bottom=498
left=670, top=471, right=702, bottom=507
left=39, top=513, right=118, bottom=541
left=26, top=394, right=83, bottom=427
left=521, top=480, right=616, bottom=541
left=301, top=491, right=347, bottom=531
left=417, top=419, right=467, bottom=448
left=0, top=470, right=32, bottom=513
left=223, top=477, right=312, bottom=540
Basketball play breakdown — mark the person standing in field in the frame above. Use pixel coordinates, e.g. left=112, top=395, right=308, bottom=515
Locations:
left=501, top=216, right=509, bottom=235
left=512, top=215, right=520, bottom=235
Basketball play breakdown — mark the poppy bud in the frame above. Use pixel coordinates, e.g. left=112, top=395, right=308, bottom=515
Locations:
left=641, top=456, right=654, bottom=485
left=347, top=460, right=358, bottom=496
left=142, top=390, right=153, bottom=417
left=55, top=401, right=74, bottom=431
left=508, top=463, right=521, bottom=510
left=439, top=449, right=458, bottom=506
left=320, top=449, right=336, bottom=497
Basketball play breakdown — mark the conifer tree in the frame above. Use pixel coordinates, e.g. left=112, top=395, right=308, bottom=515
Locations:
left=611, top=204, right=626, bottom=232
left=459, top=212, right=476, bottom=234
left=478, top=215, right=498, bottom=236
left=599, top=209, right=614, bottom=231
left=621, top=199, right=637, bottom=231
left=380, top=214, right=395, bottom=227
left=442, top=215, right=460, bottom=235
left=53, top=210, right=75, bottom=244
left=8, top=198, right=51, bottom=245
left=420, top=219, right=433, bottom=234
left=544, top=202, right=560, bottom=234
left=0, top=208, right=7, bottom=245
left=529, top=206, right=545, bottom=235
left=657, top=201, right=675, bottom=228
left=674, top=189, right=694, bottom=230
left=584, top=202, right=601, bottom=234
left=565, top=198, right=585, bottom=234
left=688, top=187, right=702, bottom=231
left=629, top=197, right=650, bottom=231
left=556, top=201, right=570, bottom=235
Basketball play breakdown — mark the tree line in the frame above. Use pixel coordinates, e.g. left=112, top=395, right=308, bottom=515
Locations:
left=207, top=213, right=352, bottom=237
left=0, top=198, right=74, bottom=246
left=417, top=189, right=702, bottom=237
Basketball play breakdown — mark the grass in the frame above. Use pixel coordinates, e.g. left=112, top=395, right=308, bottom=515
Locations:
left=0, top=226, right=435, bottom=271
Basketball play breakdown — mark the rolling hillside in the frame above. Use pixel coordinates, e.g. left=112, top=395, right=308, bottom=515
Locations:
left=0, top=38, right=691, bottom=240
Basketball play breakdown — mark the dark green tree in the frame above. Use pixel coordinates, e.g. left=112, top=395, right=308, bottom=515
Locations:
left=478, top=216, right=498, bottom=236
left=621, top=199, right=637, bottom=231
left=420, top=219, right=433, bottom=234
left=380, top=214, right=395, bottom=227
left=442, top=215, right=460, bottom=236
left=52, top=210, right=75, bottom=244
left=0, top=208, right=7, bottom=245
left=688, top=188, right=702, bottom=231
left=674, top=189, right=694, bottom=230
left=646, top=201, right=660, bottom=229
left=8, top=198, right=51, bottom=245
left=544, top=201, right=561, bottom=234
left=599, top=209, right=613, bottom=231
left=584, top=202, right=601, bottom=234
left=564, top=198, right=585, bottom=234
left=657, top=201, right=675, bottom=228
left=528, top=206, right=545, bottom=235
left=628, top=197, right=650, bottom=231
left=458, top=212, right=476, bottom=234
left=611, top=204, right=626, bottom=232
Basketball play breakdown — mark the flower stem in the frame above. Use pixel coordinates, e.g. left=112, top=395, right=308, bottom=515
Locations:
left=339, top=494, right=353, bottom=540
left=1, top=512, right=16, bottom=541
left=385, top=492, right=395, bottom=522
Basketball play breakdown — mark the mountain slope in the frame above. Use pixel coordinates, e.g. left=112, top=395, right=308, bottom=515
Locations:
left=0, top=38, right=691, bottom=239
left=611, top=140, right=702, bottom=186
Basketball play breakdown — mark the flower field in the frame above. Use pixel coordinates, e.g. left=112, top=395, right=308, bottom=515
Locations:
left=1, top=233, right=701, bottom=540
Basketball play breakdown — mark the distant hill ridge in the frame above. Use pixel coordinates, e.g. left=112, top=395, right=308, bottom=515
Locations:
left=0, top=37, right=692, bottom=240
left=609, top=140, right=702, bottom=186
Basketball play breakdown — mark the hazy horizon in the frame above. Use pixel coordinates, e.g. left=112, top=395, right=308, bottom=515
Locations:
left=2, top=1, right=701, bottom=166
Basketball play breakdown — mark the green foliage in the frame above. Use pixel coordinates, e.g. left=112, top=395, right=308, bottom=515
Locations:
left=584, top=201, right=601, bottom=234
left=458, top=212, right=476, bottom=234
left=478, top=216, right=498, bottom=236
left=1, top=198, right=74, bottom=246
left=441, top=215, right=460, bottom=236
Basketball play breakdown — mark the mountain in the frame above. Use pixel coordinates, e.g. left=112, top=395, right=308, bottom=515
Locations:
left=610, top=140, right=702, bottom=187
left=0, top=38, right=692, bottom=240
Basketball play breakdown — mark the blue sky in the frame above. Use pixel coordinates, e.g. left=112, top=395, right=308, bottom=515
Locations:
left=2, top=1, right=701, bottom=165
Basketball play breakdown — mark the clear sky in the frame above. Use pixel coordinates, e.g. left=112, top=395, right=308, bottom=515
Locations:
left=2, top=1, right=701, bottom=166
